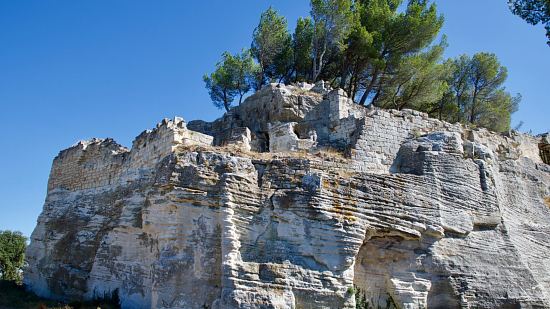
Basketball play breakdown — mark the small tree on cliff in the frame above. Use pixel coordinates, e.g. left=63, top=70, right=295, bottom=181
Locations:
left=251, top=7, right=293, bottom=88
left=225, top=49, right=259, bottom=105
left=203, top=50, right=258, bottom=112
left=0, top=230, right=27, bottom=284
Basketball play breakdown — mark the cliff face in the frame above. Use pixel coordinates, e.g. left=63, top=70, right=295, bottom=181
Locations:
left=25, top=83, right=550, bottom=309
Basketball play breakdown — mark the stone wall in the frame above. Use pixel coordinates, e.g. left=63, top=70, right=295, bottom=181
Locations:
left=347, top=109, right=462, bottom=173
left=47, top=139, right=128, bottom=191
left=47, top=117, right=212, bottom=192
left=268, top=122, right=316, bottom=153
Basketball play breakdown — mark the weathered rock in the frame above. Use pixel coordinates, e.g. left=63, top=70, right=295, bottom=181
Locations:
left=269, top=122, right=317, bottom=153
left=25, top=85, right=550, bottom=309
left=540, top=133, right=550, bottom=164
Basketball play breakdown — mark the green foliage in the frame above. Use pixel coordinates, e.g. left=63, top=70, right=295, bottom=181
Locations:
left=226, top=49, right=259, bottom=104
left=509, top=0, right=550, bottom=46
left=375, top=40, right=449, bottom=111
left=251, top=7, right=293, bottom=88
left=435, top=53, right=520, bottom=132
left=340, top=17, right=374, bottom=94
left=202, top=1, right=522, bottom=132
left=355, top=0, right=445, bottom=105
left=352, top=285, right=399, bottom=309
left=310, top=0, right=355, bottom=81
left=0, top=230, right=27, bottom=283
left=203, top=49, right=258, bottom=112
left=293, top=17, right=315, bottom=82
left=354, top=286, right=368, bottom=309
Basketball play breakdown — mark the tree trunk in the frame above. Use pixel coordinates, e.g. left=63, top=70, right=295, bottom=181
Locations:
left=359, top=66, right=380, bottom=105
left=339, top=71, right=347, bottom=89
left=469, top=77, right=481, bottom=124
left=371, top=85, right=382, bottom=107
left=470, top=88, right=479, bottom=124
left=313, top=40, right=327, bottom=82
left=223, top=90, right=230, bottom=112
left=339, top=58, right=349, bottom=89
left=347, top=73, right=355, bottom=100
left=392, top=84, right=402, bottom=110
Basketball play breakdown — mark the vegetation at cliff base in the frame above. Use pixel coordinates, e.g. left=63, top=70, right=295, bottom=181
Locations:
left=0, top=280, right=120, bottom=309
left=204, top=0, right=523, bottom=133
left=0, top=230, right=26, bottom=284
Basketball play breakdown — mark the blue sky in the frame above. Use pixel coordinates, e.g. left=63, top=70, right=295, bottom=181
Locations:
left=0, top=1, right=548, bottom=237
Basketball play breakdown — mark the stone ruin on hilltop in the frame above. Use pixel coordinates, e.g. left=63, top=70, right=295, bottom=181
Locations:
left=25, top=82, right=550, bottom=308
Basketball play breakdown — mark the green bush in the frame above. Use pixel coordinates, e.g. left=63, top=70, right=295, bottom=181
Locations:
left=0, top=230, right=27, bottom=283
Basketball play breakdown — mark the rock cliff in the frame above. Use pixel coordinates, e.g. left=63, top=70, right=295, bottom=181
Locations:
left=25, top=83, right=550, bottom=309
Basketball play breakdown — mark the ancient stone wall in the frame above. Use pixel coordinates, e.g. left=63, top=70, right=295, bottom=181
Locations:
left=46, top=118, right=212, bottom=192
left=347, top=109, right=462, bottom=173
left=268, top=122, right=316, bottom=153
left=47, top=139, right=128, bottom=191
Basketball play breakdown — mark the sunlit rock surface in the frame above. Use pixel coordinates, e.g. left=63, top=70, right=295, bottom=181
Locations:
left=25, top=83, right=550, bottom=308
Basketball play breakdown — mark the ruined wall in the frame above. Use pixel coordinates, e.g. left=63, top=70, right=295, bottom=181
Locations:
left=25, top=84, right=550, bottom=309
left=47, top=139, right=128, bottom=191
left=47, top=118, right=213, bottom=192
left=268, top=122, right=316, bottom=153
left=347, top=109, right=462, bottom=173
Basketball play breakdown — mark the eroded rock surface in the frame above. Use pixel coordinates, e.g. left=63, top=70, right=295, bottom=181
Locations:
left=26, top=84, right=550, bottom=308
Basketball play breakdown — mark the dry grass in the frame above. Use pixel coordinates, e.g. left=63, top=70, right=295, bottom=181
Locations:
left=313, top=147, right=347, bottom=161
left=288, top=86, right=324, bottom=99
left=176, top=144, right=350, bottom=163
left=544, top=196, right=550, bottom=208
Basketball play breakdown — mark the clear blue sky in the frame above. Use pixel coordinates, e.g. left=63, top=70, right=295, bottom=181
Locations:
left=0, top=1, right=548, bottom=237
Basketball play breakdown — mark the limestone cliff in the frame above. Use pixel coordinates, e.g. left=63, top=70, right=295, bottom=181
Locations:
left=25, top=83, right=550, bottom=309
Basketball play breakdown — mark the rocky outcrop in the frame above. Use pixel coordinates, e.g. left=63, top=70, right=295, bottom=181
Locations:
left=25, top=83, right=550, bottom=308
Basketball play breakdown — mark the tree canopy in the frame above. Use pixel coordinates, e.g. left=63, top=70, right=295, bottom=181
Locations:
left=202, top=0, right=521, bottom=132
left=436, top=53, right=520, bottom=132
left=509, top=0, right=550, bottom=46
left=293, top=17, right=315, bottom=82
left=251, top=7, right=293, bottom=87
left=0, top=230, right=27, bottom=283
left=203, top=49, right=258, bottom=112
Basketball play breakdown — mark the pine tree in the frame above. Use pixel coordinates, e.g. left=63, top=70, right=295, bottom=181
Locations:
left=356, top=0, right=444, bottom=105
left=203, top=51, right=258, bottom=112
left=310, top=0, right=354, bottom=82
left=225, top=49, right=258, bottom=105
left=440, top=53, right=520, bottom=132
left=251, top=7, right=293, bottom=88
left=376, top=40, right=448, bottom=112
left=293, top=17, right=315, bottom=82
